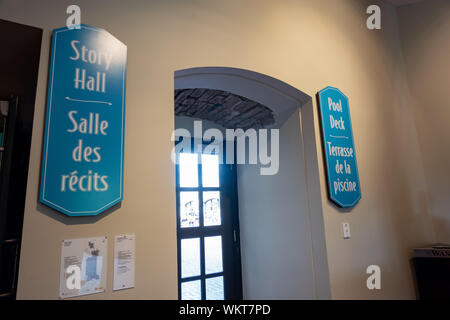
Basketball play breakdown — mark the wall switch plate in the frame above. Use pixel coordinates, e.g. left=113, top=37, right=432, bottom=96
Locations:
left=342, top=222, right=351, bottom=239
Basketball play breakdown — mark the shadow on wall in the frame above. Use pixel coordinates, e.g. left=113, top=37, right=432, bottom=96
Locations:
left=36, top=201, right=120, bottom=225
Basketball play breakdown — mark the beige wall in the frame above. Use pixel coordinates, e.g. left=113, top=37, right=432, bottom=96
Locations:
left=304, top=1, right=436, bottom=299
left=0, top=0, right=438, bottom=299
left=398, top=0, right=450, bottom=244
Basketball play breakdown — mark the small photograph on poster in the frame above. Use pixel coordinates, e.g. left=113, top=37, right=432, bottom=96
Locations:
left=113, top=234, right=135, bottom=291
left=59, top=236, right=107, bottom=299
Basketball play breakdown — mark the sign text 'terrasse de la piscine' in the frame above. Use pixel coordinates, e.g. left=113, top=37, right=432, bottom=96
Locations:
left=317, top=87, right=361, bottom=208
left=40, top=25, right=127, bottom=216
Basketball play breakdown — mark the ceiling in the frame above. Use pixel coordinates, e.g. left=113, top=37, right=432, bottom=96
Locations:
left=175, top=89, right=275, bottom=130
left=385, top=0, right=428, bottom=6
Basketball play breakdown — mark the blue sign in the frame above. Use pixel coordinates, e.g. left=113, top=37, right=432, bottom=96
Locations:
left=40, top=25, right=127, bottom=216
left=317, top=87, right=361, bottom=208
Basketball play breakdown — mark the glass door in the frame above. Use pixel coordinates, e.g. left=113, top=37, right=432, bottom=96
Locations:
left=175, top=141, right=242, bottom=300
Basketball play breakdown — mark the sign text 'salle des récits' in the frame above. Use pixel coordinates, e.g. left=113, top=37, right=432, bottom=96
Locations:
left=40, top=25, right=127, bottom=216
left=317, top=87, right=361, bottom=208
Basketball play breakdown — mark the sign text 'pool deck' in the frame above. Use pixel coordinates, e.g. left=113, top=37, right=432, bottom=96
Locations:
left=317, top=87, right=361, bottom=208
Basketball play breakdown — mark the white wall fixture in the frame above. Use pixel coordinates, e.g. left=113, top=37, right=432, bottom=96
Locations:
left=342, top=222, right=351, bottom=239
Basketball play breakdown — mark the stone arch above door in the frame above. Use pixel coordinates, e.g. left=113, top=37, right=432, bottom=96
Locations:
left=175, top=67, right=311, bottom=129
left=175, top=88, right=276, bottom=130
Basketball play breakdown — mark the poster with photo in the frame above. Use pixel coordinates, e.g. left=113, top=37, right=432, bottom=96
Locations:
left=59, top=236, right=107, bottom=299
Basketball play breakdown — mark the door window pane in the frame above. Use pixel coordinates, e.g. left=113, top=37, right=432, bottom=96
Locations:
left=204, top=236, right=223, bottom=274
left=201, top=154, right=219, bottom=187
left=203, top=191, right=221, bottom=226
left=181, top=238, right=200, bottom=278
left=180, top=192, right=199, bottom=228
left=181, top=280, right=201, bottom=300
left=206, top=276, right=224, bottom=300
left=179, top=153, right=198, bottom=187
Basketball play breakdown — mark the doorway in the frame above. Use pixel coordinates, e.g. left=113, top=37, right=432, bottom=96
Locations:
left=174, top=67, right=331, bottom=300
left=0, top=19, right=42, bottom=299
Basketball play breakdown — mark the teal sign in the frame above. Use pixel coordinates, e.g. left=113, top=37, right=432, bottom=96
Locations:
left=317, top=87, right=361, bottom=208
left=40, top=25, right=127, bottom=216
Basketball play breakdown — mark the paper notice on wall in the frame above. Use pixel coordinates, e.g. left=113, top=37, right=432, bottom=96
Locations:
left=59, top=236, right=107, bottom=299
left=113, top=234, right=135, bottom=291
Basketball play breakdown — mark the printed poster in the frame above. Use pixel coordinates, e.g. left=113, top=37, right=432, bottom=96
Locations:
left=113, top=234, right=135, bottom=291
left=59, top=236, right=107, bottom=299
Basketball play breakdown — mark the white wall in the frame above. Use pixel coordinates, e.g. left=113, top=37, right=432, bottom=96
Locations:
left=237, top=109, right=322, bottom=299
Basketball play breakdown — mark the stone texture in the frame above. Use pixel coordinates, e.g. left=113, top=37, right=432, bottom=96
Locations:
left=174, top=89, right=275, bottom=130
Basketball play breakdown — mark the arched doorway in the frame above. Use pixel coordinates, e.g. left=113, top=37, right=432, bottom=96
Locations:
left=174, top=67, right=330, bottom=299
